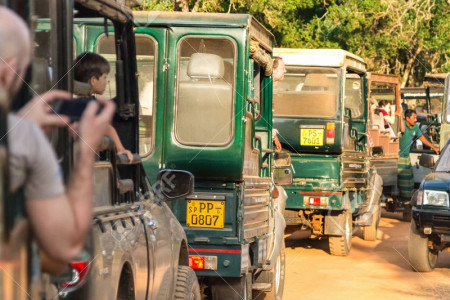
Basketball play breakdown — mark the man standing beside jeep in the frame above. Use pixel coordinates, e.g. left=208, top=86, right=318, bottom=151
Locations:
left=0, top=7, right=115, bottom=267
left=398, top=109, right=439, bottom=206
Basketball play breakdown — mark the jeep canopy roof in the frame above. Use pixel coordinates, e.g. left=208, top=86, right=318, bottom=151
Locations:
left=274, top=48, right=366, bottom=73
left=133, top=11, right=275, bottom=51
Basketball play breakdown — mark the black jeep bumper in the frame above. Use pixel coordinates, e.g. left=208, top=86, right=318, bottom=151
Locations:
left=412, top=208, right=450, bottom=235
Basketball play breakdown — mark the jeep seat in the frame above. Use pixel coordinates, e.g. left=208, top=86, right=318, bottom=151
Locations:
left=176, top=53, right=233, bottom=145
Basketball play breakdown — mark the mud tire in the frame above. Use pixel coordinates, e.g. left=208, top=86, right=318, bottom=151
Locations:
left=253, top=241, right=285, bottom=300
left=174, top=266, right=201, bottom=300
left=408, top=221, right=438, bottom=272
left=363, top=205, right=380, bottom=241
left=329, top=211, right=352, bottom=256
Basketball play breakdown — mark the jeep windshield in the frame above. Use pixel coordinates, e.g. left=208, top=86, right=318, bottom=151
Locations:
left=273, top=67, right=338, bottom=118
left=436, top=143, right=450, bottom=172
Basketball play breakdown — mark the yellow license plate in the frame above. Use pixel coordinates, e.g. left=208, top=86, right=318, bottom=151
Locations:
left=300, top=129, right=324, bottom=146
left=186, top=200, right=224, bottom=229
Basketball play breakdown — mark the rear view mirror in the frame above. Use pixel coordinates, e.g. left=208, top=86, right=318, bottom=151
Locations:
left=156, top=170, right=194, bottom=199
left=274, top=152, right=291, bottom=167
left=273, top=166, right=293, bottom=186
left=419, top=154, right=435, bottom=169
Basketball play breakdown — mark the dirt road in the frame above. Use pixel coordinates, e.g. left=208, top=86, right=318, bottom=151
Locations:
left=283, top=212, right=450, bottom=300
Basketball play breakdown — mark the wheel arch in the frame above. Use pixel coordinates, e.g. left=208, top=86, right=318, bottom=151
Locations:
left=116, top=261, right=135, bottom=300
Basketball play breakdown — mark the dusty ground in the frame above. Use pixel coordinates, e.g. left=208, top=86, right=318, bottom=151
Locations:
left=283, top=212, right=450, bottom=300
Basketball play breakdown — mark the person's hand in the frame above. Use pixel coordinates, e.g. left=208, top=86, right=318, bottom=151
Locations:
left=18, top=90, right=71, bottom=130
left=431, top=146, right=440, bottom=155
left=77, top=97, right=115, bottom=153
left=117, top=148, right=134, bottom=163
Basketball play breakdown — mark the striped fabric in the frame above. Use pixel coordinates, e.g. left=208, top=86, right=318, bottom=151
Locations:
left=398, top=156, right=414, bottom=203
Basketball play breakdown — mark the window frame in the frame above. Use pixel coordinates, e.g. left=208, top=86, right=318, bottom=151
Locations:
left=96, top=33, right=158, bottom=157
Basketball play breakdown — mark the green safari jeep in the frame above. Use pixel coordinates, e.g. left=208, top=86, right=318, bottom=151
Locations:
left=273, top=48, right=383, bottom=256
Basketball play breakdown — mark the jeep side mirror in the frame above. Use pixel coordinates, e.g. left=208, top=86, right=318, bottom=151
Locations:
left=419, top=154, right=435, bottom=169
left=156, top=170, right=194, bottom=199
left=274, top=152, right=291, bottom=167
left=273, top=166, right=293, bottom=186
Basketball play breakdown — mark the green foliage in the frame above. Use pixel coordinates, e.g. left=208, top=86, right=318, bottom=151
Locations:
left=141, top=0, right=450, bottom=86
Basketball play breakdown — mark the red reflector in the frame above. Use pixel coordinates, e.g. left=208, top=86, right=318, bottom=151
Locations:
left=61, top=261, right=90, bottom=289
left=189, top=255, right=205, bottom=270
left=309, top=197, right=321, bottom=205
left=326, top=123, right=335, bottom=144
left=326, top=129, right=335, bottom=138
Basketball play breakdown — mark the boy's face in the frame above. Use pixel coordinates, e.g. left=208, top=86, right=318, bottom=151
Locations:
left=89, top=73, right=108, bottom=95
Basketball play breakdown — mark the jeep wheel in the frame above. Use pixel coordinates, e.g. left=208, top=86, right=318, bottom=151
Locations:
left=211, top=274, right=252, bottom=300
left=329, top=211, right=352, bottom=256
left=255, top=241, right=286, bottom=300
left=174, top=266, right=201, bottom=300
left=363, top=205, right=380, bottom=241
left=408, top=221, right=438, bottom=272
left=402, top=206, right=412, bottom=222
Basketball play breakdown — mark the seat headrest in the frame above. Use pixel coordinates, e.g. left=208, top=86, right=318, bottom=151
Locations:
left=187, top=53, right=225, bottom=79
left=303, top=73, right=329, bottom=91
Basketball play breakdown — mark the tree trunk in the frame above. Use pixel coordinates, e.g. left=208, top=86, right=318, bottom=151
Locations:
left=401, top=44, right=423, bottom=87
left=174, top=0, right=190, bottom=11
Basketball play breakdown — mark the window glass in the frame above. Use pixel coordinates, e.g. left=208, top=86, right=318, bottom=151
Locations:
left=436, top=144, right=450, bottom=172
left=273, top=67, right=338, bottom=118
left=345, top=73, right=364, bottom=118
left=175, top=37, right=235, bottom=146
left=97, top=34, right=157, bottom=156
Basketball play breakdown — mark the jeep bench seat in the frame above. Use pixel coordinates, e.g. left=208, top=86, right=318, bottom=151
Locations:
left=176, top=53, right=233, bottom=145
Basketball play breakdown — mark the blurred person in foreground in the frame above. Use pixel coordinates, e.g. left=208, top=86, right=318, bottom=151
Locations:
left=0, top=7, right=115, bottom=272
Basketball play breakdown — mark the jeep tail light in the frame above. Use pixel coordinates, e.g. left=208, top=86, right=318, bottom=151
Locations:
left=326, top=123, right=335, bottom=144
left=61, top=261, right=90, bottom=290
left=303, top=196, right=328, bottom=206
left=189, top=255, right=205, bottom=270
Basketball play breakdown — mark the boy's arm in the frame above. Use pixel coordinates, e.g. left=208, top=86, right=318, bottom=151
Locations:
left=107, top=125, right=134, bottom=162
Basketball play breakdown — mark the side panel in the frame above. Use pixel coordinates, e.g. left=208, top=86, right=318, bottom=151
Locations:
left=285, top=154, right=342, bottom=210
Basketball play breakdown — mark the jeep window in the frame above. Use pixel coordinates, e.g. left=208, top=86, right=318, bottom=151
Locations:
left=345, top=73, right=364, bottom=118
left=436, top=144, right=450, bottom=172
left=273, top=67, right=338, bottom=118
left=97, top=34, right=157, bottom=156
left=175, top=37, right=236, bottom=146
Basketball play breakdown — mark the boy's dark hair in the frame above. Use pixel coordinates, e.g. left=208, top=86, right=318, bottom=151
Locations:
left=74, top=52, right=110, bottom=83
left=404, top=109, right=416, bottom=118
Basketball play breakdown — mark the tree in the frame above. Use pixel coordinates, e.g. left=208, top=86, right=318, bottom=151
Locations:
left=142, top=0, right=450, bottom=86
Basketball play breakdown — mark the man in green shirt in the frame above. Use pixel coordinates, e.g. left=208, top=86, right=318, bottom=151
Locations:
left=398, top=109, right=439, bottom=206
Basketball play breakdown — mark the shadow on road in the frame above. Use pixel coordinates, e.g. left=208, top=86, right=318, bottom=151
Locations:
left=284, top=225, right=330, bottom=254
